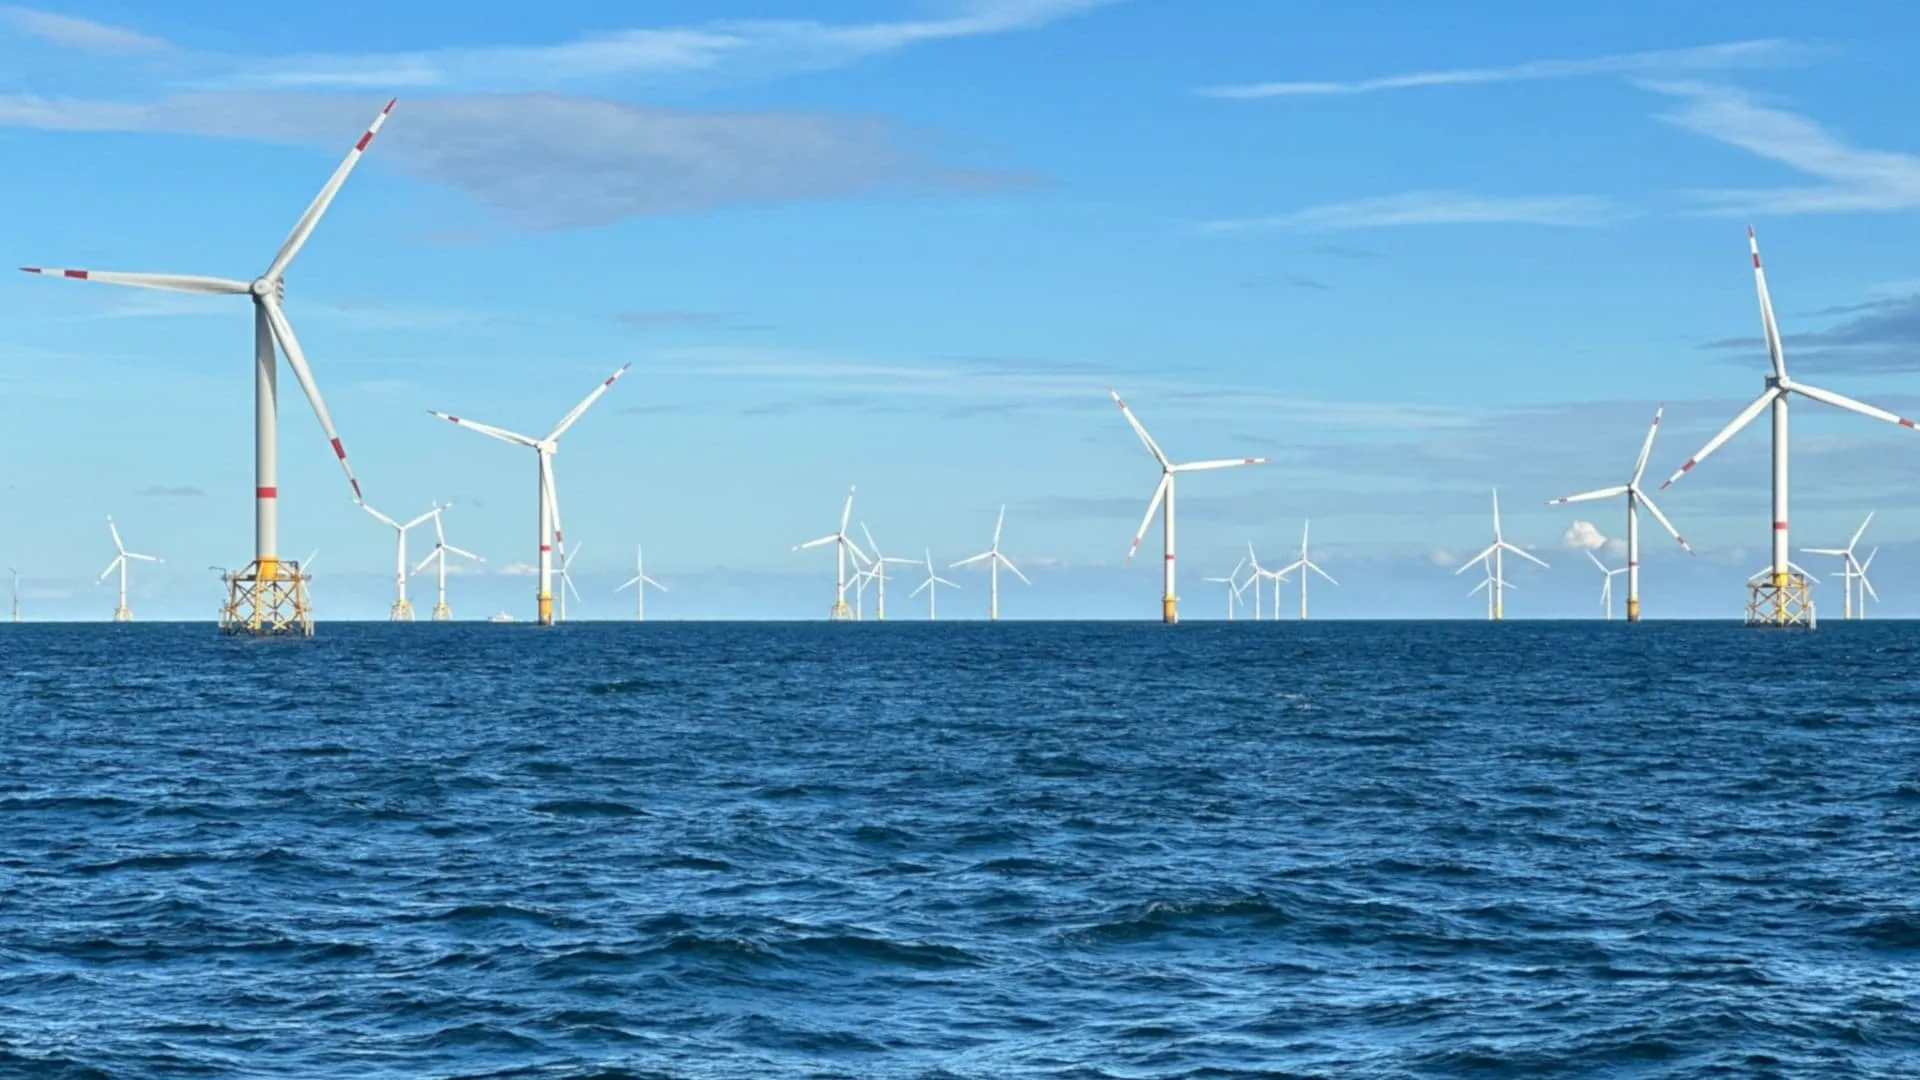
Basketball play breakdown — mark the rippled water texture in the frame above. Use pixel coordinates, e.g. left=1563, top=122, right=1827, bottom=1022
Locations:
left=3, top=621, right=1919, bottom=1077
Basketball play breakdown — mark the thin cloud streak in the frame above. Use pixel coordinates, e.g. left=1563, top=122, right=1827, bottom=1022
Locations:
left=1199, top=39, right=1797, bottom=99
left=206, top=0, right=1120, bottom=92
left=1647, top=82, right=1920, bottom=215
left=0, top=6, right=170, bottom=54
left=1204, top=192, right=1629, bottom=232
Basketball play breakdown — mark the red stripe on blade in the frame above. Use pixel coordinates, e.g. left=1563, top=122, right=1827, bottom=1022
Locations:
left=330, top=438, right=346, bottom=460
left=355, top=132, right=373, bottom=151
left=63, top=269, right=88, bottom=279
left=1902, top=418, right=1916, bottom=428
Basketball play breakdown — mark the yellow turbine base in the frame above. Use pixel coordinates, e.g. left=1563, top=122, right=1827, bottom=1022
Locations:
left=1627, top=596, right=1640, bottom=622
left=1162, top=595, right=1177, bottom=624
left=218, top=557, right=313, bottom=637
left=537, top=593, right=554, bottom=626
left=432, top=602, right=452, bottom=622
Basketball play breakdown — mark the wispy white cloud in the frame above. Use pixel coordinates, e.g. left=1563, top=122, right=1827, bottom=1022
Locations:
left=0, top=92, right=1033, bottom=227
left=1647, top=82, right=1920, bottom=215
left=1200, top=39, right=1797, bottom=99
left=0, top=6, right=170, bottom=54
left=118, top=0, right=1115, bottom=93
left=1203, top=191, right=1629, bottom=232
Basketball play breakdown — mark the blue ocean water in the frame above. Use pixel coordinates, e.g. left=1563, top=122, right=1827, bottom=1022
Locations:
left=1, top=621, right=1918, bottom=1078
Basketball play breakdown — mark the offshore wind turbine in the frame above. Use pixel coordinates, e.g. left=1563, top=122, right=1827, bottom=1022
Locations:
left=429, top=363, right=630, bottom=626
left=25, top=102, right=395, bottom=637
left=1803, top=512, right=1875, bottom=619
left=1548, top=406, right=1692, bottom=621
left=1244, top=541, right=1275, bottom=620
left=1455, top=490, right=1547, bottom=620
left=99, top=516, right=161, bottom=622
left=1662, top=229, right=1920, bottom=627
left=614, top=545, right=666, bottom=621
left=411, top=504, right=482, bottom=621
left=794, top=486, right=869, bottom=621
left=361, top=503, right=439, bottom=621
left=1111, top=388, right=1270, bottom=624
left=858, top=524, right=914, bottom=621
left=910, top=548, right=959, bottom=620
left=1468, top=565, right=1510, bottom=620
left=555, top=541, right=585, bottom=622
left=952, top=505, right=1029, bottom=621
left=1204, top=557, right=1246, bottom=620
left=1587, top=550, right=1627, bottom=620
left=1277, top=520, right=1337, bottom=619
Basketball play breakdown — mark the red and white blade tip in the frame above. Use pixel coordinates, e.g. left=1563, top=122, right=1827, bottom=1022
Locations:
left=21, top=267, right=88, bottom=279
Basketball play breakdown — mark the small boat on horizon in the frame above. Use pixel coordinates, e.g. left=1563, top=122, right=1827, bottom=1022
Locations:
left=488, top=611, right=515, bottom=623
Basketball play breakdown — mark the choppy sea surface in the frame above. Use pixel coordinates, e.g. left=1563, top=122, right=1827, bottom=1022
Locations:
left=2, top=620, right=1918, bottom=1078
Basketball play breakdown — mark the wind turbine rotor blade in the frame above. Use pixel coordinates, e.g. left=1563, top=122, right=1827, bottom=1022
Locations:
left=1307, top=561, right=1337, bottom=586
left=1800, top=547, right=1849, bottom=556
left=264, top=99, right=396, bottom=281
left=1662, top=387, right=1779, bottom=489
left=1850, top=511, right=1876, bottom=551
left=1547, top=485, right=1629, bottom=506
left=1109, top=387, right=1171, bottom=468
left=547, top=363, right=633, bottom=440
left=1749, top=227, right=1789, bottom=381
left=98, top=556, right=122, bottom=582
left=1492, top=489, right=1503, bottom=539
left=910, top=579, right=931, bottom=598
left=1501, top=541, right=1549, bottom=569
left=1792, top=382, right=1920, bottom=433
left=1455, top=544, right=1497, bottom=575
left=1128, top=474, right=1171, bottom=563
left=1634, top=491, right=1693, bottom=554
left=845, top=537, right=872, bottom=566
left=993, top=504, right=1006, bottom=547
left=836, top=487, right=856, bottom=536
left=999, top=554, right=1031, bottom=585
left=935, top=575, right=959, bottom=588
left=1587, top=549, right=1608, bottom=572
left=361, top=504, right=400, bottom=530
left=125, top=553, right=160, bottom=563
left=615, top=576, right=639, bottom=592
left=951, top=552, right=992, bottom=568
left=1861, top=557, right=1880, bottom=602
left=18, top=268, right=250, bottom=294
left=861, top=523, right=879, bottom=560
left=426, top=411, right=538, bottom=447
left=795, top=535, right=838, bottom=551
left=643, top=576, right=666, bottom=592
left=1469, top=576, right=1490, bottom=596
left=443, top=544, right=483, bottom=562
left=1632, top=405, right=1665, bottom=486
left=107, top=517, right=125, bottom=554
left=1174, top=457, right=1271, bottom=472
left=411, top=550, right=440, bottom=576
left=262, top=296, right=362, bottom=502
left=402, top=508, right=439, bottom=530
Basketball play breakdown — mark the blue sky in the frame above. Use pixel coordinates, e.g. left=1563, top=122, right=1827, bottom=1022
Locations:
left=6, top=0, right=1920, bottom=620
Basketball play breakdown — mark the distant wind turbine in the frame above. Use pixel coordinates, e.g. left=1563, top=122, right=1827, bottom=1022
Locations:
left=1276, top=520, right=1337, bottom=619
left=910, top=548, right=959, bottom=620
left=99, top=516, right=161, bottom=622
left=1587, top=550, right=1627, bottom=620
left=1802, top=512, right=1876, bottom=620
left=1455, top=490, right=1546, bottom=620
left=1548, top=405, right=1691, bottom=621
left=952, top=505, right=1028, bottom=621
left=1204, top=557, right=1247, bottom=620
left=795, top=486, right=869, bottom=621
left=614, top=544, right=666, bottom=621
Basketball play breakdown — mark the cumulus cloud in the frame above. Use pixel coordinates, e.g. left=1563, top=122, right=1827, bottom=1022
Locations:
left=1562, top=520, right=1608, bottom=551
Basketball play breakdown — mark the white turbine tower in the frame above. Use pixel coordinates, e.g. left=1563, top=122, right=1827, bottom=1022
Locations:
left=1110, top=388, right=1270, bottom=624
left=1587, top=550, right=1627, bottom=620
left=952, top=505, right=1029, bottom=621
left=858, top=524, right=915, bottom=622
left=1803, top=512, right=1876, bottom=620
left=1277, top=520, right=1337, bottom=619
left=1662, top=229, right=1920, bottom=627
left=361, top=503, right=439, bottom=621
left=1455, top=490, right=1547, bottom=620
left=910, top=548, right=959, bottom=620
left=1468, top=564, right=1510, bottom=620
left=1548, top=406, right=1692, bottom=621
left=555, top=541, right=585, bottom=622
left=99, top=516, right=161, bottom=622
left=1244, top=541, right=1279, bottom=620
left=26, top=102, right=394, bottom=637
left=1203, top=557, right=1247, bottom=620
left=428, top=363, right=630, bottom=626
left=412, top=504, right=482, bottom=621
left=614, top=545, right=667, bottom=621
left=794, top=486, right=869, bottom=621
